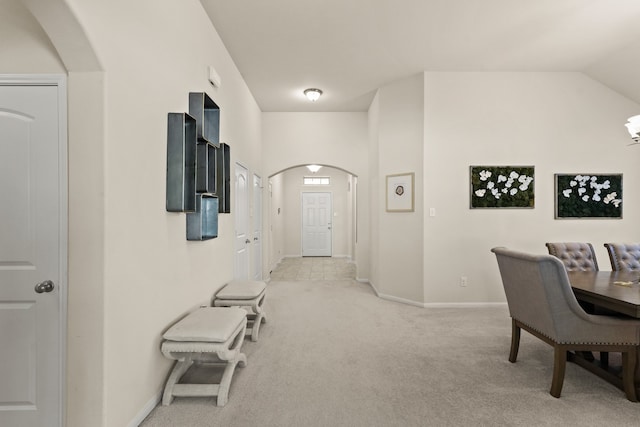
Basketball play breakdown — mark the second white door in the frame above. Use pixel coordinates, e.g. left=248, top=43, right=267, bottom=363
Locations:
left=234, top=163, right=249, bottom=279
left=301, top=192, right=332, bottom=257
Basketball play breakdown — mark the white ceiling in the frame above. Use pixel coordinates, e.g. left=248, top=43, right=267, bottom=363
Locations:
left=200, top=0, right=640, bottom=112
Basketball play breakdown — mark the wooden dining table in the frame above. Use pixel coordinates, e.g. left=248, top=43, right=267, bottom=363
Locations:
left=568, top=270, right=640, bottom=318
left=567, top=270, right=640, bottom=396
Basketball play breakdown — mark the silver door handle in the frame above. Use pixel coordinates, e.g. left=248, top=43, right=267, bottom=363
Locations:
left=35, top=280, right=55, bottom=294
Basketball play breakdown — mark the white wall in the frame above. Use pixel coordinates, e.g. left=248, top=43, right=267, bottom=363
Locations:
left=423, top=71, right=640, bottom=304
left=371, top=74, right=425, bottom=304
left=0, top=0, right=65, bottom=72
left=262, top=112, right=370, bottom=277
left=268, top=173, right=285, bottom=270
left=279, top=167, right=351, bottom=258
left=368, top=93, right=380, bottom=286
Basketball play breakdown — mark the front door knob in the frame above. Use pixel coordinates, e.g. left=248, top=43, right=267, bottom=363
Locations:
left=35, top=280, right=55, bottom=294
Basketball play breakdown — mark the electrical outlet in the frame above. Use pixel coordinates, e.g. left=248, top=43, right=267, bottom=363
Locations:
left=460, top=276, right=468, bottom=287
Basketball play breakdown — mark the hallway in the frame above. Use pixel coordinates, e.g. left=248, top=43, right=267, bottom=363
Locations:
left=269, top=257, right=356, bottom=281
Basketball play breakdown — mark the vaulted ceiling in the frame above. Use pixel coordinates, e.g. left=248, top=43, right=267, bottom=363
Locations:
left=201, top=0, right=640, bottom=112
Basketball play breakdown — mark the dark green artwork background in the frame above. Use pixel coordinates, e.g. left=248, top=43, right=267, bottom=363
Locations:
left=555, top=174, right=622, bottom=218
left=470, top=166, right=535, bottom=208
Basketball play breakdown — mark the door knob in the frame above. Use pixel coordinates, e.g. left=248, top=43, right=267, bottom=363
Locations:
left=245, top=239, right=251, bottom=244
left=35, top=280, right=55, bottom=293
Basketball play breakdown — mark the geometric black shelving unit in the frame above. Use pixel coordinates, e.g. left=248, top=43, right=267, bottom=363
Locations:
left=167, top=92, right=230, bottom=240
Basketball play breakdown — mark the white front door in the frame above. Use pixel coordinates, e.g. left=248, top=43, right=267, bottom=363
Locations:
left=0, top=81, right=65, bottom=427
left=301, top=192, right=332, bottom=257
left=252, top=174, right=262, bottom=280
left=234, top=163, right=250, bottom=279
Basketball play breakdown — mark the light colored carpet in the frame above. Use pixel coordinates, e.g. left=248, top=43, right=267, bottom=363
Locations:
left=141, top=276, right=640, bottom=427
left=269, top=256, right=356, bottom=281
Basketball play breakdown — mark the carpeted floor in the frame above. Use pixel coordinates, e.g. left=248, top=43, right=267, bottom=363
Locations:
left=268, top=256, right=356, bottom=281
left=141, top=259, right=640, bottom=427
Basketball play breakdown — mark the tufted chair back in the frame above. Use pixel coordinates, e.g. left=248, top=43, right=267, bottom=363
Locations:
left=603, top=243, right=640, bottom=271
left=545, top=242, right=599, bottom=272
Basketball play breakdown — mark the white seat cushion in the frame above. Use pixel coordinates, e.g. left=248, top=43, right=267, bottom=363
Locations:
left=163, top=307, right=246, bottom=343
left=216, top=280, right=266, bottom=300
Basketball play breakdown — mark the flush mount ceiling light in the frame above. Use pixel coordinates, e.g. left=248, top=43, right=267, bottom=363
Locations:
left=306, top=164, right=322, bottom=173
left=625, top=115, right=640, bottom=143
left=303, top=88, right=323, bottom=102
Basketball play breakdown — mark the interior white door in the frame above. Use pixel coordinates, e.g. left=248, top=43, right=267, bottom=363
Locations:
left=301, top=192, right=332, bottom=257
left=252, top=174, right=263, bottom=280
left=234, top=163, right=250, bottom=279
left=0, top=82, right=64, bottom=427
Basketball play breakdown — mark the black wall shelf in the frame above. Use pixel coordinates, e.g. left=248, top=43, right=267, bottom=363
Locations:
left=166, top=112, right=197, bottom=212
left=217, top=143, right=231, bottom=214
left=196, top=142, right=217, bottom=194
left=187, top=194, right=219, bottom=240
left=189, top=92, right=220, bottom=146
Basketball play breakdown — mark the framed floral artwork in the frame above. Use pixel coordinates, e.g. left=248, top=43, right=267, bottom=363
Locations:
left=555, top=173, right=622, bottom=219
left=470, top=166, right=534, bottom=208
left=386, top=172, right=414, bottom=212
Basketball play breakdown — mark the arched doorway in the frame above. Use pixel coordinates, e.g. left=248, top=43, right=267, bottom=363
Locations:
left=266, top=164, right=358, bottom=278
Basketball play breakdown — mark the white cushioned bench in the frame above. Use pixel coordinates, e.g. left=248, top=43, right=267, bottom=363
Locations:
left=213, top=280, right=267, bottom=342
left=161, top=307, right=247, bottom=406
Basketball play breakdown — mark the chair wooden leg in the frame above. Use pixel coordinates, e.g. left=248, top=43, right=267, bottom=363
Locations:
left=600, top=351, right=609, bottom=368
left=509, top=319, right=521, bottom=363
left=621, top=347, right=638, bottom=402
left=550, top=345, right=567, bottom=398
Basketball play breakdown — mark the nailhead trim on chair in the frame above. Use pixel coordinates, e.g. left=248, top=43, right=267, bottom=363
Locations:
left=518, top=319, right=638, bottom=346
left=604, top=243, right=640, bottom=271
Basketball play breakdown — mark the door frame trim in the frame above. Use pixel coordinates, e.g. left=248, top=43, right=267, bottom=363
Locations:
left=234, top=161, right=250, bottom=279
left=252, top=173, right=263, bottom=280
left=0, top=74, right=68, bottom=427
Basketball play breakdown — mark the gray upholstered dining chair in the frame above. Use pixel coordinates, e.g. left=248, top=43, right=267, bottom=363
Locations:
left=491, top=247, right=640, bottom=401
left=603, top=243, right=640, bottom=271
left=545, top=242, right=599, bottom=272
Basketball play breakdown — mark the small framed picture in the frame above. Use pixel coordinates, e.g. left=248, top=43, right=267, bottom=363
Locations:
left=386, top=173, right=414, bottom=212
left=555, top=173, right=622, bottom=219
left=470, top=166, right=534, bottom=208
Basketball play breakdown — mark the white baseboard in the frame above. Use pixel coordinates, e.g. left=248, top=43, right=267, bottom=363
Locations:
left=128, top=390, right=161, bottom=427
left=367, top=279, right=506, bottom=309
left=377, top=292, right=426, bottom=308
left=423, top=302, right=508, bottom=308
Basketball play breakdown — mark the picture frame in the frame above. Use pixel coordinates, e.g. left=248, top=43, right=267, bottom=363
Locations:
left=555, top=173, right=622, bottom=219
left=470, top=166, right=534, bottom=208
left=386, top=173, right=414, bottom=212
